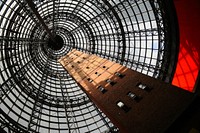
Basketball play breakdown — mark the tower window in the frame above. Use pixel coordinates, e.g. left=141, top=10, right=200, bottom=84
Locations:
left=95, top=72, right=101, bottom=76
left=127, top=92, right=141, bottom=102
left=127, top=92, right=137, bottom=100
left=137, top=83, right=151, bottom=92
left=105, top=79, right=116, bottom=86
left=138, top=84, right=146, bottom=89
left=97, top=86, right=107, bottom=94
left=115, top=72, right=125, bottom=78
left=87, top=78, right=93, bottom=83
left=116, top=101, right=130, bottom=113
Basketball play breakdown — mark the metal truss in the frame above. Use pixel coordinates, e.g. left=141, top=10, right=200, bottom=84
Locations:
left=0, top=0, right=179, bottom=132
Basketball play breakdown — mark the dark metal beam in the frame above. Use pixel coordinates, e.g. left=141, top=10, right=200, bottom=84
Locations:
left=53, top=0, right=55, bottom=36
left=102, top=0, right=126, bottom=63
left=25, top=0, right=55, bottom=40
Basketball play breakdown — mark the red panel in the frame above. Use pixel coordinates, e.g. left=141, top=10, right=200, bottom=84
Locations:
left=172, top=43, right=198, bottom=92
left=172, top=0, right=200, bottom=92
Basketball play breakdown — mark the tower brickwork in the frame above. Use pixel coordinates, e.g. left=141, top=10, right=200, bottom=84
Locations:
left=59, top=49, right=194, bottom=133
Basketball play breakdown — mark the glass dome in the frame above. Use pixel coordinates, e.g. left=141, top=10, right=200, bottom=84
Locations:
left=0, top=0, right=178, bottom=132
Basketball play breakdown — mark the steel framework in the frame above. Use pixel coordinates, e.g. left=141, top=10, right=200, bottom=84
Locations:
left=0, top=0, right=178, bottom=132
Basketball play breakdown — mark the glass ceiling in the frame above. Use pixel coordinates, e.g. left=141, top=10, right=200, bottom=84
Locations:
left=0, top=0, right=178, bottom=132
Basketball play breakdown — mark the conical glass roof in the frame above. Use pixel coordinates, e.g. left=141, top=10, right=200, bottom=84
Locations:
left=0, top=0, right=178, bottom=132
